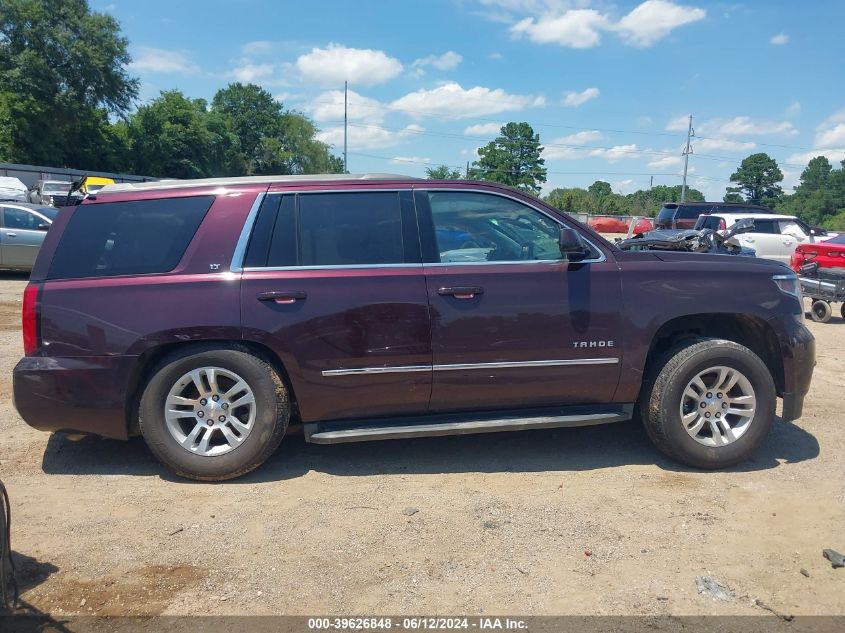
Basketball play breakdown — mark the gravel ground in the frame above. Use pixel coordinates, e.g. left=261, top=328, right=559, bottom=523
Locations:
left=0, top=271, right=843, bottom=617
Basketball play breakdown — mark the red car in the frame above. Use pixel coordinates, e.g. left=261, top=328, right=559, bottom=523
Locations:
left=791, top=234, right=845, bottom=272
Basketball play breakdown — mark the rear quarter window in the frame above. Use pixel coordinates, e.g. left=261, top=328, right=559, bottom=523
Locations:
left=47, top=196, right=214, bottom=279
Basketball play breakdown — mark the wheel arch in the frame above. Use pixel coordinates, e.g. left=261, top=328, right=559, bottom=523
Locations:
left=643, top=313, right=785, bottom=397
left=124, top=339, right=299, bottom=436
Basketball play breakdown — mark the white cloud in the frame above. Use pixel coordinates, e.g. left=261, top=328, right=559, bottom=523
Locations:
left=224, top=62, right=275, bottom=83
left=589, top=143, right=639, bottom=163
left=542, top=130, right=605, bottom=160
left=815, top=109, right=845, bottom=147
left=390, top=156, right=432, bottom=165
left=316, top=123, right=424, bottom=151
left=695, top=137, right=757, bottom=152
left=308, top=89, right=387, bottom=125
left=648, top=155, right=683, bottom=169
left=786, top=149, right=845, bottom=166
left=241, top=40, right=274, bottom=56
left=412, top=51, right=463, bottom=71
left=666, top=115, right=797, bottom=136
left=783, top=108, right=845, bottom=166
left=508, top=1, right=705, bottom=49
left=129, top=46, right=198, bottom=73
left=710, top=116, right=797, bottom=136
left=464, top=122, right=504, bottom=136
left=511, top=9, right=609, bottom=48
left=296, top=44, right=403, bottom=86
left=785, top=101, right=801, bottom=117
left=770, top=33, right=789, bottom=45
left=389, top=82, right=545, bottom=119
left=612, top=0, right=706, bottom=48
left=563, top=87, right=600, bottom=107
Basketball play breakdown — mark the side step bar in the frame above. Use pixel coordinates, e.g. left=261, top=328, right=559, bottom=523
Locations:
left=305, top=405, right=633, bottom=444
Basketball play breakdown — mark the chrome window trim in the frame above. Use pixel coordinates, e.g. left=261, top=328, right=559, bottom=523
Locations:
left=322, top=357, right=619, bottom=377
left=415, top=187, right=608, bottom=265
left=230, top=192, right=266, bottom=273
left=243, top=263, right=423, bottom=272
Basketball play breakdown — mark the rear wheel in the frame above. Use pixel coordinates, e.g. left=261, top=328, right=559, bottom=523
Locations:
left=811, top=300, right=832, bottom=323
left=840, top=303, right=845, bottom=321
left=139, top=346, right=289, bottom=481
left=641, top=339, right=775, bottom=469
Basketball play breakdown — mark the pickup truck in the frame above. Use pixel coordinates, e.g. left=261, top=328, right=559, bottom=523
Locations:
left=13, top=175, right=816, bottom=480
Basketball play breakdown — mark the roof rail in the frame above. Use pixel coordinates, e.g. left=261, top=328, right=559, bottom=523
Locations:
left=100, top=173, right=417, bottom=193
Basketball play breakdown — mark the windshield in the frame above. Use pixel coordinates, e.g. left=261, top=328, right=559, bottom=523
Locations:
left=38, top=207, right=60, bottom=220
left=43, top=182, right=71, bottom=193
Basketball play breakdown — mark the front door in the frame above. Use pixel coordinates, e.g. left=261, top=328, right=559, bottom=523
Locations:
left=415, top=188, right=623, bottom=413
left=239, top=190, right=432, bottom=424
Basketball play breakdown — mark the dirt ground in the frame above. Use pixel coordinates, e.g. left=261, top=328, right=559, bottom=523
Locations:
left=0, top=271, right=843, bottom=618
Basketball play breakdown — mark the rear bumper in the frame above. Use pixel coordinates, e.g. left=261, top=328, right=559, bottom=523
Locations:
left=13, top=355, right=136, bottom=439
left=771, top=317, right=815, bottom=422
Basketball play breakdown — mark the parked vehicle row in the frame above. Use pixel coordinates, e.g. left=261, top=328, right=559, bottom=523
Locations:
left=13, top=174, right=814, bottom=481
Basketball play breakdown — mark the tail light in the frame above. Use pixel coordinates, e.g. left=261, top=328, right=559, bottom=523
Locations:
left=719, top=218, right=726, bottom=231
left=22, top=283, right=41, bottom=356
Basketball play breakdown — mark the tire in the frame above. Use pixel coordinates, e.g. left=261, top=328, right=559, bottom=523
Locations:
left=641, top=338, right=776, bottom=469
left=840, top=303, right=845, bottom=321
left=139, top=345, right=290, bottom=481
left=811, top=300, right=832, bottom=323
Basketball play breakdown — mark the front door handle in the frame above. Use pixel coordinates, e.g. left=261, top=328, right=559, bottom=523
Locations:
left=438, top=286, right=484, bottom=299
left=5, top=232, right=16, bottom=238
left=257, top=290, right=307, bottom=305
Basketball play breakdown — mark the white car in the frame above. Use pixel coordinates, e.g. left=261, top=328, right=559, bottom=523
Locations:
left=0, top=177, right=28, bottom=203
left=695, top=212, right=837, bottom=265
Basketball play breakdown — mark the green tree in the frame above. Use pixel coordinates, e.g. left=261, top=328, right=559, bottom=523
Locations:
left=211, top=83, right=281, bottom=171
left=0, top=0, right=138, bottom=167
left=125, top=91, right=243, bottom=178
left=723, top=192, right=744, bottom=203
left=469, top=122, right=546, bottom=195
left=426, top=165, right=463, bottom=179
left=799, top=156, right=833, bottom=192
left=588, top=181, right=612, bottom=199
left=725, top=153, right=784, bottom=205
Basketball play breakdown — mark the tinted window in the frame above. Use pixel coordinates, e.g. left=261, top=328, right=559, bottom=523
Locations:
left=298, top=192, right=404, bottom=266
left=827, top=234, right=845, bottom=245
left=695, top=215, right=723, bottom=230
left=3, top=207, right=42, bottom=230
left=427, top=191, right=572, bottom=263
left=677, top=205, right=711, bottom=219
left=750, top=219, right=778, bottom=234
left=656, top=205, right=676, bottom=222
left=47, top=196, right=213, bottom=279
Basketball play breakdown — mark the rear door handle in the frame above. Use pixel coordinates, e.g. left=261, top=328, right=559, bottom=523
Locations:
left=257, top=290, right=307, bottom=304
left=5, top=233, right=16, bottom=237
left=438, top=286, right=484, bottom=299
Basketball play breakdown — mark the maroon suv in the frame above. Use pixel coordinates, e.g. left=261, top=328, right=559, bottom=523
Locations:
left=13, top=174, right=815, bottom=480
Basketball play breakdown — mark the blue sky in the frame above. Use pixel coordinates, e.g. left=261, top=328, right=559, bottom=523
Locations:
left=99, top=0, right=845, bottom=199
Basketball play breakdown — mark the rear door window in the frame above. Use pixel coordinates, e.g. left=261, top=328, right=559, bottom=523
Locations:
left=3, top=207, right=42, bottom=230
left=695, top=215, right=723, bottom=231
left=47, top=196, right=214, bottom=279
left=245, top=191, right=413, bottom=268
left=750, top=219, right=778, bottom=234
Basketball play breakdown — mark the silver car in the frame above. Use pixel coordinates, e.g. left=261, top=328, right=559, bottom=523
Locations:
left=1, top=203, right=58, bottom=270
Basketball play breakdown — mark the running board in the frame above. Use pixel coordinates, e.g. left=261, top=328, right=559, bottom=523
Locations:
left=305, top=405, right=633, bottom=444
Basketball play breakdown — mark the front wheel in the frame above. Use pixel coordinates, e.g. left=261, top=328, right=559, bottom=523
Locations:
left=641, top=339, right=776, bottom=469
left=139, top=346, right=290, bottom=481
left=811, top=300, right=832, bottom=323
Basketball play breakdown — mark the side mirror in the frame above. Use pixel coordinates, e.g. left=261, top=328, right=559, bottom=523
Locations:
left=559, top=227, right=589, bottom=261
left=36, top=223, right=50, bottom=231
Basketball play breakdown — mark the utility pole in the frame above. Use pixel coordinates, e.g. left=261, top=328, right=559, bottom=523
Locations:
left=649, top=175, right=653, bottom=189
left=681, top=114, right=694, bottom=202
left=343, top=80, right=348, bottom=173
left=466, top=161, right=470, bottom=179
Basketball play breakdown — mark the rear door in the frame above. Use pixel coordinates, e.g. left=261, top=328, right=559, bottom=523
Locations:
left=239, top=189, right=433, bottom=424
left=1, top=206, right=48, bottom=268
left=416, top=187, right=623, bottom=413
